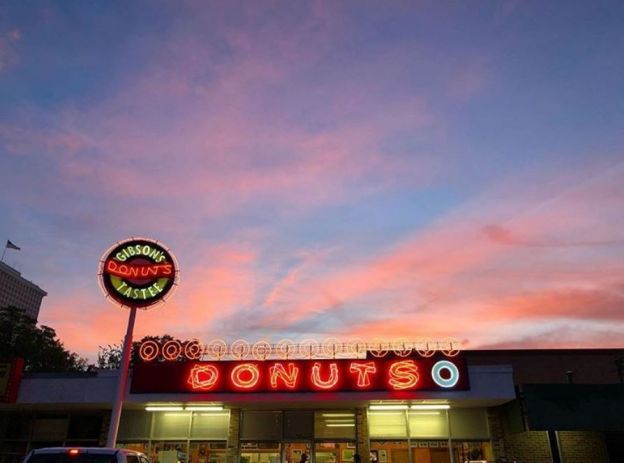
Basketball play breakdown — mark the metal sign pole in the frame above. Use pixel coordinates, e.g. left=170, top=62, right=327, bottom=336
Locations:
left=106, top=305, right=138, bottom=447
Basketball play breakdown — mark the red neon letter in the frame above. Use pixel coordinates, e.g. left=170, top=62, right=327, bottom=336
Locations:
left=349, top=361, right=377, bottom=387
left=311, top=362, right=339, bottom=390
left=269, top=362, right=300, bottom=389
left=231, top=363, right=260, bottom=389
left=188, top=364, right=219, bottom=390
left=388, top=360, right=419, bottom=390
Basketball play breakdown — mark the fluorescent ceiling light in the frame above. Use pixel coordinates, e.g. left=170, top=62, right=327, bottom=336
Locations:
left=185, top=406, right=224, bottom=411
left=410, top=405, right=450, bottom=410
left=322, top=413, right=355, bottom=417
left=369, top=405, right=408, bottom=410
left=326, top=423, right=355, bottom=427
left=326, top=419, right=355, bottom=424
left=145, top=406, right=184, bottom=411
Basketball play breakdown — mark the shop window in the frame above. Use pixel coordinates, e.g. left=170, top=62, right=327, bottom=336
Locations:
left=119, top=411, right=151, bottom=440
left=0, top=440, right=29, bottom=463
left=188, top=442, right=226, bottom=463
left=449, top=409, right=489, bottom=440
left=190, top=412, right=230, bottom=439
left=152, top=412, right=191, bottom=439
left=3, top=414, right=32, bottom=439
left=315, top=412, right=355, bottom=439
left=240, top=442, right=281, bottom=463
left=117, top=443, right=150, bottom=455
left=410, top=441, right=450, bottom=463
left=32, top=416, right=68, bottom=441
left=240, top=411, right=282, bottom=440
left=315, top=442, right=356, bottom=463
left=283, top=442, right=311, bottom=463
left=284, top=411, right=314, bottom=439
left=368, top=412, right=407, bottom=438
left=67, top=414, right=103, bottom=440
left=451, top=441, right=493, bottom=462
left=370, top=441, right=408, bottom=463
left=149, top=441, right=188, bottom=463
left=408, top=410, right=448, bottom=438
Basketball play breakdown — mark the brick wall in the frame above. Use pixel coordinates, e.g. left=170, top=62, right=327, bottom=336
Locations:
left=506, top=430, right=551, bottom=463
left=558, top=431, right=608, bottom=463
left=486, top=408, right=507, bottom=459
left=227, top=409, right=241, bottom=463
left=356, top=408, right=369, bottom=463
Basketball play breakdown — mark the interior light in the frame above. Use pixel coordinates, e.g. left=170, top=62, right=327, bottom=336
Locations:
left=185, top=406, right=224, bottom=411
left=369, top=405, right=408, bottom=410
left=326, top=423, right=356, bottom=427
left=410, top=404, right=450, bottom=410
left=145, top=406, right=184, bottom=411
left=325, top=419, right=356, bottom=423
left=321, top=413, right=355, bottom=417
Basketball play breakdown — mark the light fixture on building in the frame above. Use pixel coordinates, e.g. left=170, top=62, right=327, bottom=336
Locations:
left=410, top=404, right=450, bottom=410
left=369, top=404, right=408, bottom=410
left=185, top=405, right=224, bottom=411
left=145, top=406, right=184, bottom=411
left=326, top=423, right=356, bottom=427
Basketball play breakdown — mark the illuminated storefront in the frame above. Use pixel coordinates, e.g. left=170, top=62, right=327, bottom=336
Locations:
left=2, top=347, right=624, bottom=463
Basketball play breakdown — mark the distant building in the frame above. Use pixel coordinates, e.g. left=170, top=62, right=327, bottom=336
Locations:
left=0, top=261, right=47, bottom=320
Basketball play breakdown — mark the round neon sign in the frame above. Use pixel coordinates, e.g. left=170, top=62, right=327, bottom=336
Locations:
left=98, top=238, right=179, bottom=309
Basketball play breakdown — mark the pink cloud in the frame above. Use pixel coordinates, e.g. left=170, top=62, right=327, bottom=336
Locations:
left=241, top=159, right=624, bottom=345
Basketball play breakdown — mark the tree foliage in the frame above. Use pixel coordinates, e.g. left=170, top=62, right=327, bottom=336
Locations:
left=97, top=334, right=182, bottom=369
left=0, top=306, right=89, bottom=372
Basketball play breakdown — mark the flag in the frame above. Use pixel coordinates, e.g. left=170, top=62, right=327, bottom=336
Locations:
left=6, top=240, right=20, bottom=251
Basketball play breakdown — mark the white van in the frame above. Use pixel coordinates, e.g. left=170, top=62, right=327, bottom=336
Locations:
left=22, top=448, right=151, bottom=463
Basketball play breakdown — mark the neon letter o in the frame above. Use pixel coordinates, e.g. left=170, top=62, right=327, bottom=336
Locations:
left=231, top=363, right=260, bottom=389
left=431, top=360, right=459, bottom=388
left=139, top=340, right=159, bottom=361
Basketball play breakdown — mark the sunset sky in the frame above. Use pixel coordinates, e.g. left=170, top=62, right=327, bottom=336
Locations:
left=1, top=1, right=623, bottom=362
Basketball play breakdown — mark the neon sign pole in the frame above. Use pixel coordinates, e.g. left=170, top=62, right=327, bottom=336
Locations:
left=107, top=304, right=137, bottom=447
left=98, top=238, right=179, bottom=447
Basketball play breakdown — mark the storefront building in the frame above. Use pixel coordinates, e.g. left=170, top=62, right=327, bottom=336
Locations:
left=1, top=348, right=623, bottom=463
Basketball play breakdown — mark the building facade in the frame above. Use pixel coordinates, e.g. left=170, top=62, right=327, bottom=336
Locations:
left=0, top=262, right=47, bottom=321
left=1, top=349, right=623, bottom=463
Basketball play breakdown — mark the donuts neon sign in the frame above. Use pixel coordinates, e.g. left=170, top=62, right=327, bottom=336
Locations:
left=131, top=356, right=467, bottom=393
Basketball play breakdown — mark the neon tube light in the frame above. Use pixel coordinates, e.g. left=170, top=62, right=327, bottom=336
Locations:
left=410, top=404, right=450, bottom=410
left=147, top=408, right=183, bottom=412
left=185, top=406, right=224, bottom=411
left=369, top=405, right=408, bottom=410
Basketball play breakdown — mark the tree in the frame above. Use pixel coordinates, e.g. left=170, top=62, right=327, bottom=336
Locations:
left=97, top=334, right=182, bottom=369
left=0, top=306, right=89, bottom=372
